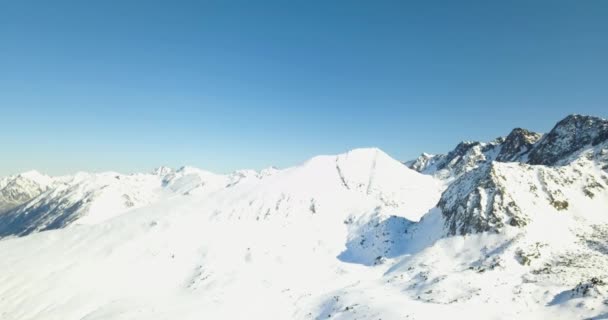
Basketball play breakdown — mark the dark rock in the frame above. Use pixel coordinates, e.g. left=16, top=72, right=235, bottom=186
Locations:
left=438, top=164, right=527, bottom=236
left=496, top=128, right=542, bottom=162
left=528, top=115, right=608, bottom=166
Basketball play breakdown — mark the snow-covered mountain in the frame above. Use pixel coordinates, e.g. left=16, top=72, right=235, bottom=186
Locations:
left=0, top=164, right=286, bottom=238
left=409, top=114, right=608, bottom=236
left=407, top=127, right=543, bottom=180
left=398, top=114, right=608, bottom=319
left=0, top=115, right=607, bottom=319
left=0, top=171, right=54, bottom=213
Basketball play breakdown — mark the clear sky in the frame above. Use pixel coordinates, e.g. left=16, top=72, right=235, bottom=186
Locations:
left=1, top=1, right=607, bottom=176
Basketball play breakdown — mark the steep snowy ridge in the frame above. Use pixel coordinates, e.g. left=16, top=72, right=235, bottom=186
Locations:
left=335, top=148, right=442, bottom=217
left=409, top=114, right=608, bottom=178
left=408, top=139, right=504, bottom=180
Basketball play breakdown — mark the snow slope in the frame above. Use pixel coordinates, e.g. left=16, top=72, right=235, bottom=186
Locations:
left=0, top=148, right=447, bottom=319
left=0, top=165, right=278, bottom=238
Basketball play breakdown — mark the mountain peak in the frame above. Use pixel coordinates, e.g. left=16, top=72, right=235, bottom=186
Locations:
left=560, top=113, right=600, bottom=123
left=342, top=147, right=384, bottom=158
left=527, top=114, right=608, bottom=165
left=495, top=127, right=542, bottom=162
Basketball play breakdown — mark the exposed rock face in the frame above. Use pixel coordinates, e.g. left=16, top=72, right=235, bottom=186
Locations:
left=408, top=153, right=445, bottom=174
left=527, top=115, right=608, bottom=166
left=407, top=115, right=608, bottom=175
left=408, top=129, right=545, bottom=178
left=411, top=114, right=608, bottom=236
left=438, top=158, right=608, bottom=236
left=496, top=128, right=542, bottom=162
left=408, top=140, right=503, bottom=179
left=438, top=163, right=526, bottom=236
left=441, top=141, right=502, bottom=176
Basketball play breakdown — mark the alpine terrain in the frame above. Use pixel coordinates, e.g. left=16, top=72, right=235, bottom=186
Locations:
left=1, top=114, right=607, bottom=319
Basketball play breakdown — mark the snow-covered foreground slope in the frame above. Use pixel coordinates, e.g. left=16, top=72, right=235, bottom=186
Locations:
left=1, top=115, right=608, bottom=319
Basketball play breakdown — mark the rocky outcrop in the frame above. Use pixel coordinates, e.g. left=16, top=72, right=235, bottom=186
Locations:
left=527, top=114, right=608, bottom=166
left=438, top=163, right=526, bottom=236
left=408, top=153, right=446, bottom=174
left=408, top=140, right=503, bottom=179
left=496, top=128, right=542, bottom=162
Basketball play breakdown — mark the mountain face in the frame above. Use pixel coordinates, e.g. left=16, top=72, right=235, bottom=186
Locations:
left=407, top=140, right=503, bottom=179
left=410, top=114, right=608, bottom=178
left=527, top=114, right=608, bottom=165
left=408, top=114, right=608, bottom=236
left=438, top=163, right=527, bottom=236
left=0, top=115, right=607, bottom=319
left=439, top=158, right=607, bottom=235
left=495, top=128, right=542, bottom=162
left=0, top=171, right=54, bottom=214
left=407, top=129, right=543, bottom=180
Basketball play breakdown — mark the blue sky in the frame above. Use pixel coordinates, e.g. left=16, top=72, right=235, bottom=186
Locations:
left=1, top=1, right=607, bottom=175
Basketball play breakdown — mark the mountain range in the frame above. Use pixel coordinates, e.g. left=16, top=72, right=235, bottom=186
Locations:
left=0, top=114, right=607, bottom=319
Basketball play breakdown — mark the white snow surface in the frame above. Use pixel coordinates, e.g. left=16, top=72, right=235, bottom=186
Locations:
left=0, top=147, right=607, bottom=319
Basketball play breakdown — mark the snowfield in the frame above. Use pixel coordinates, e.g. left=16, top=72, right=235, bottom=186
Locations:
left=1, top=115, right=608, bottom=319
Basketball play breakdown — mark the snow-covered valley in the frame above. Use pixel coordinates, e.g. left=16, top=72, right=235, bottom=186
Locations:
left=1, top=115, right=608, bottom=319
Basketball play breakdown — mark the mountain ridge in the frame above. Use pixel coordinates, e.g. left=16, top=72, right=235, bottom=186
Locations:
left=408, top=114, right=608, bottom=236
left=0, top=117, right=607, bottom=319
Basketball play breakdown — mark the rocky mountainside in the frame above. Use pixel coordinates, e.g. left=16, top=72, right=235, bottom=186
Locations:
left=0, top=171, right=55, bottom=214
left=409, top=114, right=607, bottom=178
left=496, top=128, right=542, bottom=162
left=408, top=127, right=543, bottom=180
left=390, top=114, right=608, bottom=319
left=407, top=139, right=503, bottom=179
left=408, top=114, right=608, bottom=236
left=527, top=114, right=608, bottom=166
